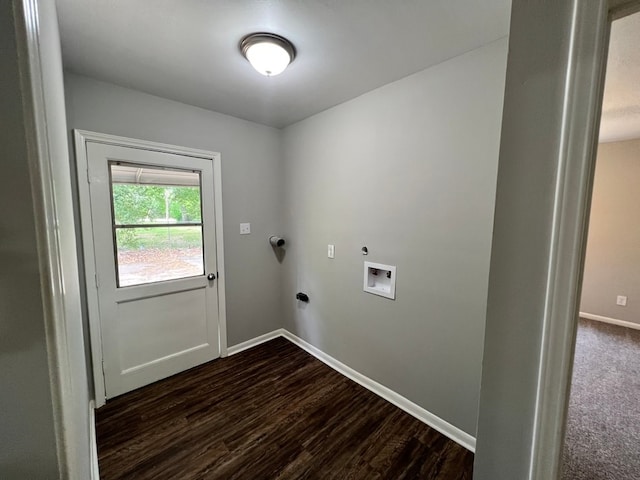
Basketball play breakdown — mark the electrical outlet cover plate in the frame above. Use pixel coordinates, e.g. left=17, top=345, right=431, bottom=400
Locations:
left=240, top=223, right=251, bottom=235
left=617, top=295, right=627, bottom=306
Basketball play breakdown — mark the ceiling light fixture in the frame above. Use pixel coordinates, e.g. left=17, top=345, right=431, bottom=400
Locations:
left=240, top=32, right=296, bottom=77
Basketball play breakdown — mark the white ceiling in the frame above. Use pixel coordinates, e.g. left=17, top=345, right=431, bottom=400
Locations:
left=56, top=0, right=511, bottom=128
left=600, top=11, right=640, bottom=143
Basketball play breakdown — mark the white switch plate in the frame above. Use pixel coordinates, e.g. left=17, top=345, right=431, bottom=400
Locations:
left=240, top=223, right=251, bottom=235
left=617, top=295, right=627, bottom=306
left=328, top=244, right=335, bottom=259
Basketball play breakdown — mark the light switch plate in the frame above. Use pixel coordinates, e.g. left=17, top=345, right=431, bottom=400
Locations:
left=240, top=223, right=251, bottom=235
left=328, top=244, right=335, bottom=258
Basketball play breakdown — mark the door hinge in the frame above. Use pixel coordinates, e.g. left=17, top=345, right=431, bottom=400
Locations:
left=94, top=273, right=99, bottom=288
left=86, top=168, right=91, bottom=184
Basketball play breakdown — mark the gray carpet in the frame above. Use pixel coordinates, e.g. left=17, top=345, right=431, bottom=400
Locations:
left=562, top=318, right=640, bottom=480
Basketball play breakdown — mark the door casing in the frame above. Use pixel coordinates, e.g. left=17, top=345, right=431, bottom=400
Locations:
left=474, top=1, right=640, bottom=479
left=74, top=130, right=227, bottom=407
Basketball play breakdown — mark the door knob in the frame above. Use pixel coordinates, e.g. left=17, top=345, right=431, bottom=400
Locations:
left=207, top=273, right=216, bottom=281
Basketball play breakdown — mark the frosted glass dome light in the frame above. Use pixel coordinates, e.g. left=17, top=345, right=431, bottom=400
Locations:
left=245, top=42, right=291, bottom=76
left=241, top=33, right=296, bottom=77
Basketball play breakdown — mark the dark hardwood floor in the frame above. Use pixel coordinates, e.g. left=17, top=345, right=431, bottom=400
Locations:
left=96, top=337, right=473, bottom=479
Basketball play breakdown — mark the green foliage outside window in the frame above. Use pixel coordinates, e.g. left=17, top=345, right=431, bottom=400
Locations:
left=112, top=184, right=201, bottom=224
left=112, top=184, right=202, bottom=250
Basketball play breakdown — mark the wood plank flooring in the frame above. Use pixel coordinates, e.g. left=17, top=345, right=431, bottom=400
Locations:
left=96, top=337, right=473, bottom=479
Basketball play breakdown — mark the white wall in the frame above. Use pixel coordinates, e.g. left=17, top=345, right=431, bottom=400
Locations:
left=581, top=139, right=640, bottom=325
left=281, top=38, right=508, bottom=436
left=64, top=73, right=284, bottom=348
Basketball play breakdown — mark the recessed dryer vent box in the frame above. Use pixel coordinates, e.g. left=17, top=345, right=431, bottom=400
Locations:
left=364, top=262, right=396, bottom=300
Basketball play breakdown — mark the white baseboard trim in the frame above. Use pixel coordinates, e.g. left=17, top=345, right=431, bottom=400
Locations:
left=280, top=330, right=476, bottom=452
left=580, top=312, right=640, bottom=331
left=227, top=329, right=285, bottom=356
left=89, top=400, right=100, bottom=480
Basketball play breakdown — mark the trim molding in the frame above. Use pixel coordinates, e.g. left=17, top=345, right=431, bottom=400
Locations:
left=580, top=312, right=640, bottom=331
left=525, top=3, right=611, bottom=479
left=89, top=401, right=100, bottom=480
left=15, top=1, right=88, bottom=476
left=227, top=329, right=476, bottom=452
left=227, top=329, right=285, bottom=356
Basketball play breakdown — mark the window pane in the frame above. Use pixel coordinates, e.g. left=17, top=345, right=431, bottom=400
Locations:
left=115, top=226, right=204, bottom=287
left=110, top=164, right=202, bottom=225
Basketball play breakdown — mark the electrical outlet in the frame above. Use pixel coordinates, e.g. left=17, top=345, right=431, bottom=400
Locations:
left=616, top=295, right=627, bottom=306
left=240, top=223, right=251, bottom=235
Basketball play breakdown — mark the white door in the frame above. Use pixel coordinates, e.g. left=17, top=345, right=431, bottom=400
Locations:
left=86, top=141, right=221, bottom=399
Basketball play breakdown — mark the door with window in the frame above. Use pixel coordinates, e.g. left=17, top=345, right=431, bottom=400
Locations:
left=86, top=141, right=221, bottom=399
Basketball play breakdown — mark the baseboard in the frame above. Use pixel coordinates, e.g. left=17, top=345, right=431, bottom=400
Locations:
left=89, top=400, right=100, bottom=480
left=280, top=330, right=476, bottom=452
left=580, top=312, right=640, bottom=331
left=227, top=329, right=286, bottom=356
